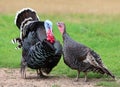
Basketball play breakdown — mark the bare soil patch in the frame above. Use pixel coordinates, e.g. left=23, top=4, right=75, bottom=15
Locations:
left=0, top=68, right=103, bottom=87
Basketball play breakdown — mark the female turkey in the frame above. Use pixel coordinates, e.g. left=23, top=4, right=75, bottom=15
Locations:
left=57, top=22, right=115, bottom=81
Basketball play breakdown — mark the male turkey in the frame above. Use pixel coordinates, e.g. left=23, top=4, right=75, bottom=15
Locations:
left=57, top=22, right=115, bottom=81
left=13, top=8, right=62, bottom=78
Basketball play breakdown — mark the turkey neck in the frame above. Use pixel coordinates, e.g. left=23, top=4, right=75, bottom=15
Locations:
left=61, top=25, right=70, bottom=40
left=62, top=32, right=73, bottom=44
left=63, top=33, right=69, bottom=41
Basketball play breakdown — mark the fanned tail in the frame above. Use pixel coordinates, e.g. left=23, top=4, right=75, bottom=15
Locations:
left=15, top=8, right=40, bottom=30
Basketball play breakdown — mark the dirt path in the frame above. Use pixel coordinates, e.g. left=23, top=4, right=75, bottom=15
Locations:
left=0, top=68, right=103, bottom=87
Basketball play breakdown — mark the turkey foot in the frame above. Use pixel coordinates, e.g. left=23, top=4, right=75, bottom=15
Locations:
left=74, top=70, right=80, bottom=82
left=36, top=69, right=47, bottom=78
left=84, top=72, right=88, bottom=82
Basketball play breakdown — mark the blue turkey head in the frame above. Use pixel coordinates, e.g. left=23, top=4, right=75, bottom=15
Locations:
left=44, top=20, right=55, bottom=43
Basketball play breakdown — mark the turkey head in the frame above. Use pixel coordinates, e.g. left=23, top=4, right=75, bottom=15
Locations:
left=44, top=20, right=55, bottom=43
left=57, top=22, right=66, bottom=34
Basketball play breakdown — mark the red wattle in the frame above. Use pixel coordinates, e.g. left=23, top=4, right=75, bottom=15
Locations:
left=47, top=30, right=55, bottom=43
left=47, top=35, right=55, bottom=43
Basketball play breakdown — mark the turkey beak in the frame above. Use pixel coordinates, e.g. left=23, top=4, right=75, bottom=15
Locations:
left=57, top=22, right=61, bottom=30
left=56, top=22, right=59, bottom=26
left=57, top=22, right=60, bottom=27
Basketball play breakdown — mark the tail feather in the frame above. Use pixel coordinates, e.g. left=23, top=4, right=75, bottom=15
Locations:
left=87, top=51, right=115, bottom=79
left=91, top=66, right=115, bottom=79
left=11, top=37, right=22, bottom=49
left=101, top=66, right=115, bottom=79
left=15, top=8, right=40, bottom=29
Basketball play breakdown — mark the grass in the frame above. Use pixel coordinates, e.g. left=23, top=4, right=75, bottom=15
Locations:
left=96, top=81, right=120, bottom=87
left=0, top=14, right=21, bottom=68
left=0, top=13, right=120, bottom=82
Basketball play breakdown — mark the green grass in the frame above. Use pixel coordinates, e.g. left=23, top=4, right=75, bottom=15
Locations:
left=0, top=14, right=21, bottom=68
left=96, top=81, right=120, bottom=87
left=0, top=14, right=120, bottom=81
